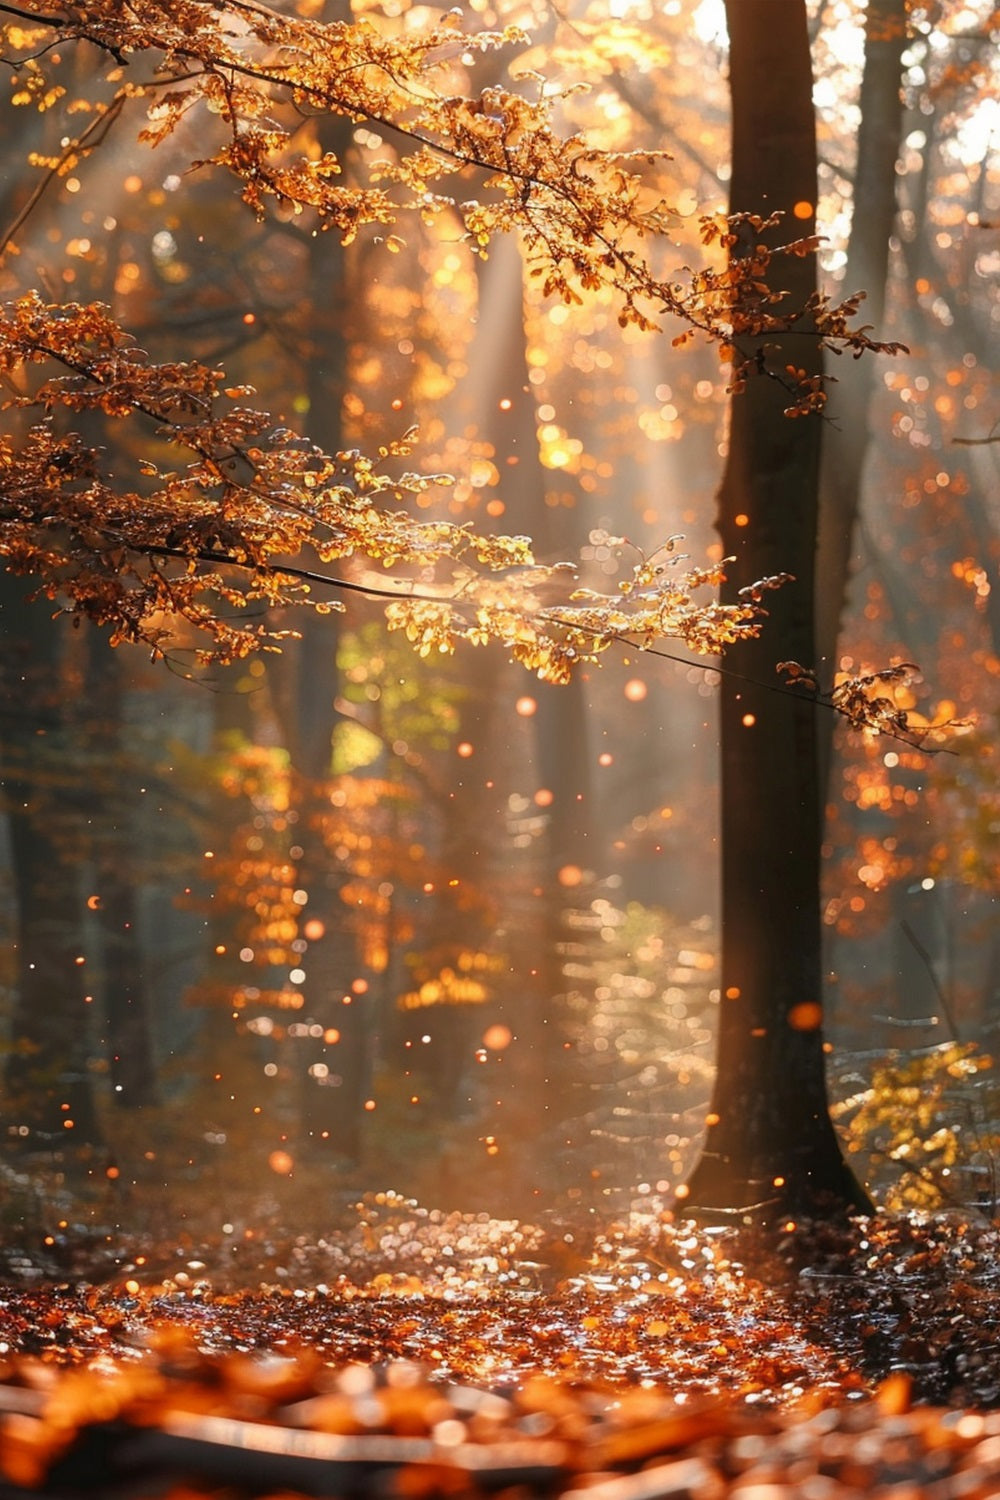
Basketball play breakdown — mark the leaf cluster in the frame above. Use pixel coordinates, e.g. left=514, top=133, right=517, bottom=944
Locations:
left=777, top=659, right=962, bottom=750
left=836, top=1041, right=1000, bottom=1211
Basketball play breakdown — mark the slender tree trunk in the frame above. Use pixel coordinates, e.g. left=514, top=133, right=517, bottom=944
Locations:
left=815, top=0, right=907, bottom=749
left=474, top=239, right=596, bottom=1163
left=291, top=183, right=362, bottom=1162
left=284, top=18, right=372, bottom=1160
left=681, top=0, right=871, bottom=1222
left=84, top=639, right=160, bottom=1109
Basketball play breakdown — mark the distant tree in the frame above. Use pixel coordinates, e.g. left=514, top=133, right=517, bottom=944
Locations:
left=818, top=3, right=998, bottom=1057
left=4, top=598, right=124, bottom=1151
left=815, top=0, right=907, bottom=706
left=81, top=637, right=161, bottom=1110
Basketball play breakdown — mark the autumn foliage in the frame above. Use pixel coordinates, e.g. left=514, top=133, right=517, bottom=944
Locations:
left=0, top=0, right=908, bottom=693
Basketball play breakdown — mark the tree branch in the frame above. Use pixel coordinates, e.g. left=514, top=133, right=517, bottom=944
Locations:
left=0, top=90, right=128, bottom=263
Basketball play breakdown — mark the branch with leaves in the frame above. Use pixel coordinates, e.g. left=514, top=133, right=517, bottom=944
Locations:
left=0, top=2, right=945, bottom=735
left=2, top=0, right=902, bottom=379
left=0, top=294, right=772, bottom=679
left=776, top=659, right=963, bottom=749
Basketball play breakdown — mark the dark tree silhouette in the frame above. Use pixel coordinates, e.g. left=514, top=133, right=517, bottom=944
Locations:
left=681, top=0, right=872, bottom=1222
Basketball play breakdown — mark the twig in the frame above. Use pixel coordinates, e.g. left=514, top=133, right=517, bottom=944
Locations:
left=899, top=917, right=961, bottom=1044
left=0, top=90, right=128, bottom=264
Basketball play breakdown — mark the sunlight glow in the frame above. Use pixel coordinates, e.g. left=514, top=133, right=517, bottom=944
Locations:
left=951, top=96, right=999, bottom=168
left=691, top=0, right=727, bottom=47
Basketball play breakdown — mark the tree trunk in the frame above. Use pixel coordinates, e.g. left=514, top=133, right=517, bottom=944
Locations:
left=290, top=155, right=363, bottom=1164
left=815, top=0, right=907, bottom=779
left=0, top=576, right=101, bottom=1149
left=479, top=239, right=596, bottom=1151
left=84, top=638, right=160, bottom=1109
left=681, top=0, right=871, bottom=1222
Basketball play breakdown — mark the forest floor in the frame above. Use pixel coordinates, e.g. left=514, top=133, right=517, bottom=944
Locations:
left=1, top=1193, right=1000, bottom=1496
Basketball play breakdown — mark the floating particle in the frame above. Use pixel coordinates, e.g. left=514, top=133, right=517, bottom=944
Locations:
left=788, top=1001, right=823, bottom=1031
left=482, top=1024, right=512, bottom=1051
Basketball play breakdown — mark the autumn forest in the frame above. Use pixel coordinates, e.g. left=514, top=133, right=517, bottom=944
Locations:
left=0, top=0, right=997, bottom=1491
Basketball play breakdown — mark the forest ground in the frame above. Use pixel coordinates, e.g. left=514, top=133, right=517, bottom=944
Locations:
left=2, top=1187, right=1000, bottom=1496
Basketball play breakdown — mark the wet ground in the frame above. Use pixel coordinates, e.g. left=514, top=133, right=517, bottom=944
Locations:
left=2, top=1199, right=1000, bottom=1495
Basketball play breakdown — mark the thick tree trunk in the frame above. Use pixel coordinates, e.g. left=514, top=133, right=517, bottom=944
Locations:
left=681, top=0, right=871, bottom=1222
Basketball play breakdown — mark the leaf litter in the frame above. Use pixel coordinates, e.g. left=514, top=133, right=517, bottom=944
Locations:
left=3, top=1195, right=1000, bottom=1494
